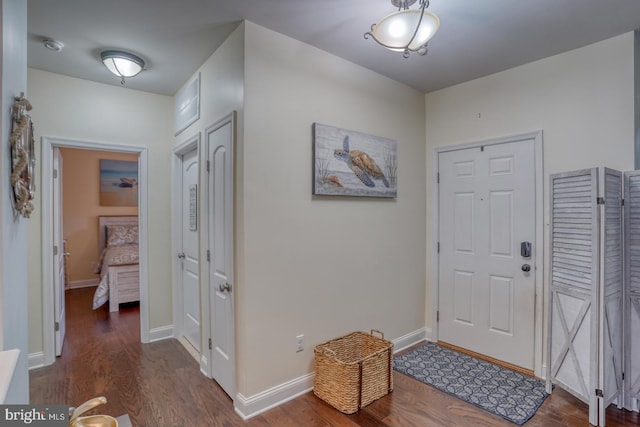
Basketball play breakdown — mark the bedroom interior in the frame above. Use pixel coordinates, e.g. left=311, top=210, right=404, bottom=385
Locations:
left=0, top=0, right=639, bottom=425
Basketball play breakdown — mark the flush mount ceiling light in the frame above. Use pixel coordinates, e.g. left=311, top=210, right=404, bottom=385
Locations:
left=100, top=50, right=145, bottom=85
left=365, top=0, right=440, bottom=58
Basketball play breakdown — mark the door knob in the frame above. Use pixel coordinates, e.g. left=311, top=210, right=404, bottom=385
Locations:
left=521, top=264, right=531, bottom=272
left=177, top=252, right=185, bottom=260
left=218, top=283, right=232, bottom=293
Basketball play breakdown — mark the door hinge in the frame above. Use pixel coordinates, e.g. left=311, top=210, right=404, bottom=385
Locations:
left=53, top=169, right=58, bottom=179
left=437, top=172, right=440, bottom=184
left=206, top=160, right=210, bottom=173
left=55, top=321, right=60, bottom=332
left=208, top=338, right=212, bottom=350
left=437, top=242, right=440, bottom=253
left=595, top=388, right=603, bottom=398
left=53, top=245, right=58, bottom=256
left=437, top=311, right=439, bottom=322
left=480, top=146, right=484, bottom=152
left=622, top=198, right=625, bottom=206
left=622, top=372, right=625, bottom=380
left=597, top=197, right=605, bottom=205
left=207, top=250, right=211, bottom=262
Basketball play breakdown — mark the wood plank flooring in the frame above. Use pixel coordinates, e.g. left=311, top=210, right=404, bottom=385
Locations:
left=30, top=287, right=639, bottom=426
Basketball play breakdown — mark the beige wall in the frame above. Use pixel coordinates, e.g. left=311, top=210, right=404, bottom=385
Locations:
left=27, top=69, right=173, bottom=354
left=1, top=0, right=29, bottom=402
left=424, top=33, right=635, bottom=345
left=59, top=148, right=138, bottom=284
left=238, top=21, right=426, bottom=397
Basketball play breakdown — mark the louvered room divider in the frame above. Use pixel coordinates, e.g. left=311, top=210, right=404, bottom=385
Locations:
left=547, top=167, right=636, bottom=427
left=624, top=171, right=640, bottom=414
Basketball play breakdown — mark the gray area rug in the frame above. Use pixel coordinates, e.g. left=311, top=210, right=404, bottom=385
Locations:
left=393, top=342, right=549, bottom=425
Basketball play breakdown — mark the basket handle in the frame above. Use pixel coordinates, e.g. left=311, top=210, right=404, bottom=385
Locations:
left=370, top=329, right=384, bottom=339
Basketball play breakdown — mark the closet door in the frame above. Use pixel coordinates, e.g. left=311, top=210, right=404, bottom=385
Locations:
left=548, top=168, right=599, bottom=425
left=624, top=171, right=640, bottom=412
left=599, top=168, right=624, bottom=425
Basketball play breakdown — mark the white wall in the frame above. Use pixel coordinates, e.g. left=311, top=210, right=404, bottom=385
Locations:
left=171, top=22, right=244, bottom=373
left=26, top=69, right=173, bottom=354
left=425, top=33, right=635, bottom=341
left=239, top=21, right=426, bottom=398
left=0, top=0, right=29, bottom=403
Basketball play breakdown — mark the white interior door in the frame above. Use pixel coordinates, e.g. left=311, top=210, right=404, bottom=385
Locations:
left=438, top=139, right=536, bottom=370
left=207, top=114, right=235, bottom=398
left=180, top=148, right=200, bottom=353
left=53, top=147, right=66, bottom=356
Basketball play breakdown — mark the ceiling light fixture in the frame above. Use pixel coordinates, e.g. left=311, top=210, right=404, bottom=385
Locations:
left=100, top=50, right=145, bottom=85
left=365, top=0, right=440, bottom=58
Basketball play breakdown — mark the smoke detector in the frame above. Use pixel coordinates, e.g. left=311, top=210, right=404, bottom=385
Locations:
left=43, top=39, right=64, bottom=52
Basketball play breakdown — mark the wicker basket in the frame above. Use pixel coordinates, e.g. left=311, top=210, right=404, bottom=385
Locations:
left=313, top=330, right=394, bottom=414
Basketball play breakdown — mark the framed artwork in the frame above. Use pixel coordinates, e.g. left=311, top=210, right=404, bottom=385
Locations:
left=174, top=72, right=200, bottom=136
left=313, top=123, right=397, bottom=198
left=100, top=159, right=138, bottom=207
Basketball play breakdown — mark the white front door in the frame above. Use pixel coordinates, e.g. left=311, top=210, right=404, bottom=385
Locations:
left=207, top=113, right=235, bottom=398
left=180, top=148, right=200, bottom=353
left=53, top=147, right=66, bottom=356
left=438, top=139, right=536, bottom=369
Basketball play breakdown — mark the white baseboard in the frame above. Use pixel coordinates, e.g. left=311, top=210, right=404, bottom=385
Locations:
left=28, top=352, right=46, bottom=370
left=148, top=325, right=173, bottom=342
left=233, top=327, right=428, bottom=420
left=67, top=279, right=99, bottom=289
left=234, top=373, right=314, bottom=420
left=392, top=327, right=431, bottom=353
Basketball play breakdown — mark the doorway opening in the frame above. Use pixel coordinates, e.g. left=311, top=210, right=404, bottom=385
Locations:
left=41, top=137, right=149, bottom=366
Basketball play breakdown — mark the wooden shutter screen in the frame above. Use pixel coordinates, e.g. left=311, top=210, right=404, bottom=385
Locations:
left=624, top=171, right=640, bottom=412
left=548, top=168, right=599, bottom=425
left=599, top=168, right=624, bottom=425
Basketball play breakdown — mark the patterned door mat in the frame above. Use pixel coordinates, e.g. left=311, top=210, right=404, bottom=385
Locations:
left=393, top=342, right=549, bottom=425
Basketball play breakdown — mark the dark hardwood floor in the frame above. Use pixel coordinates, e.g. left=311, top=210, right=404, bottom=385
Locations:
left=30, top=287, right=639, bottom=426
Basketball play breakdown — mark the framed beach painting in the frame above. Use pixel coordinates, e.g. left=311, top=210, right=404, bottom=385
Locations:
left=313, top=123, right=397, bottom=198
left=99, top=159, right=138, bottom=207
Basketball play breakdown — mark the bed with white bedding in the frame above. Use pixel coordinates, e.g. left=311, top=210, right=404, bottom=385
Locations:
left=93, top=216, right=140, bottom=312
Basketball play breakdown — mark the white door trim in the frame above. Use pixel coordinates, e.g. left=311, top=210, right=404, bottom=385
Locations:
left=171, top=132, right=201, bottom=361
left=41, top=136, right=149, bottom=366
left=431, top=130, right=544, bottom=378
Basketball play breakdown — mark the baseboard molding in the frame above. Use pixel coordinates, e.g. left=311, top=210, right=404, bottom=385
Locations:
left=234, top=373, right=314, bottom=420
left=67, top=279, right=99, bottom=289
left=27, top=352, right=46, bottom=370
left=392, top=327, right=431, bottom=353
left=148, top=325, right=173, bottom=342
left=233, top=327, right=428, bottom=420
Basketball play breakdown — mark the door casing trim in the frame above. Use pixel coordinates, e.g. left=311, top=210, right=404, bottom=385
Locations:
left=431, top=130, right=544, bottom=378
left=41, top=136, right=149, bottom=366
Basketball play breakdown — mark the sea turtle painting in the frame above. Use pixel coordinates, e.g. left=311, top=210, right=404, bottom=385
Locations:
left=334, top=135, right=389, bottom=188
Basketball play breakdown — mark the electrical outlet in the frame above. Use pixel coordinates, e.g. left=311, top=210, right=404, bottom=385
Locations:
left=296, top=334, right=304, bottom=352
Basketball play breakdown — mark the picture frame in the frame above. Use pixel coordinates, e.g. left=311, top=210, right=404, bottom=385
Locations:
left=174, top=72, right=200, bottom=136
left=313, top=123, right=397, bottom=198
left=99, top=159, right=139, bottom=207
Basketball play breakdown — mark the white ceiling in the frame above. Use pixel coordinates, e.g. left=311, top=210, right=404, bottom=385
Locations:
left=27, top=0, right=640, bottom=96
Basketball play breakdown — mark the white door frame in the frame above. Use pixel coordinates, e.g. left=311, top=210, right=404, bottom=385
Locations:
left=41, top=136, right=149, bottom=366
left=171, top=132, right=202, bottom=366
left=431, top=130, right=545, bottom=378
